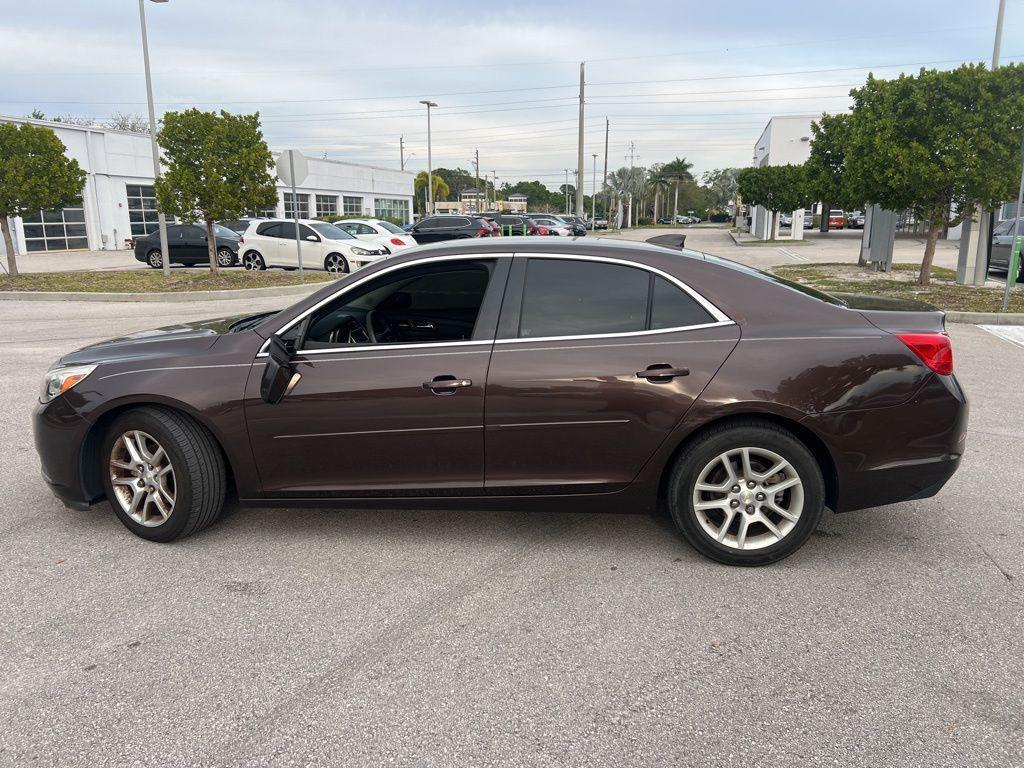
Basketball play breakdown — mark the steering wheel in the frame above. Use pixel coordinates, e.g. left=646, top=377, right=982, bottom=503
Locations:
left=365, top=310, right=397, bottom=344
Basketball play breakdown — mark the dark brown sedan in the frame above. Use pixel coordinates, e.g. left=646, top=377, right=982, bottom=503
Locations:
left=33, top=239, right=967, bottom=565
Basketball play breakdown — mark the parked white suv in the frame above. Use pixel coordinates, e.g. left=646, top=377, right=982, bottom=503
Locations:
left=333, top=218, right=417, bottom=252
left=238, top=219, right=388, bottom=273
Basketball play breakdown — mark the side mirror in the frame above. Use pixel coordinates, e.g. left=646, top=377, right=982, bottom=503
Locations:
left=305, top=235, right=319, bottom=242
left=260, top=334, right=299, bottom=404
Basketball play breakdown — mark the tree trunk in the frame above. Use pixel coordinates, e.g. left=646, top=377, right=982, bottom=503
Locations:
left=205, top=218, right=219, bottom=274
left=0, top=215, right=18, bottom=276
left=918, top=223, right=942, bottom=286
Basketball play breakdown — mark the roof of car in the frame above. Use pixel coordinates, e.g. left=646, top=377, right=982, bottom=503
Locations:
left=396, top=236, right=708, bottom=263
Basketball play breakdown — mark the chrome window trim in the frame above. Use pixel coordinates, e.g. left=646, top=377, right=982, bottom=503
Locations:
left=257, top=250, right=734, bottom=357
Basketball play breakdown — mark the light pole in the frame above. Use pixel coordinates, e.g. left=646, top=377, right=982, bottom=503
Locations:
left=419, top=100, right=437, bottom=214
left=591, top=153, right=598, bottom=225
left=138, top=0, right=171, bottom=277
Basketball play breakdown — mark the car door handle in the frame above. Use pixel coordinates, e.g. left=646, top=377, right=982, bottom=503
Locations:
left=422, top=375, right=472, bottom=394
left=636, top=364, right=690, bottom=382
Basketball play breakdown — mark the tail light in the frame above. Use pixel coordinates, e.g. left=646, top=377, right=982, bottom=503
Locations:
left=476, top=228, right=489, bottom=237
left=896, top=332, right=953, bottom=375
left=528, top=226, right=538, bottom=235
left=239, top=236, right=245, bottom=244
left=389, top=237, right=405, bottom=246
left=537, top=226, right=550, bottom=236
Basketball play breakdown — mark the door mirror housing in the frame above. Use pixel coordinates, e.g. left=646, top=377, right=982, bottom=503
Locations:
left=260, top=334, right=298, bottom=404
left=305, top=235, right=319, bottom=242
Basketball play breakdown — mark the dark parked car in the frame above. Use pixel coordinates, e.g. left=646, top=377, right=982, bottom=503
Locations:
left=34, top=239, right=966, bottom=566
left=561, top=215, right=588, bottom=236
left=409, top=215, right=492, bottom=244
left=496, top=214, right=538, bottom=235
left=133, top=224, right=240, bottom=268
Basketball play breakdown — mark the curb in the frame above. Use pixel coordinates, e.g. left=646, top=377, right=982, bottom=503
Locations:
left=945, top=310, right=1024, bottom=325
left=0, top=282, right=327, bottom=303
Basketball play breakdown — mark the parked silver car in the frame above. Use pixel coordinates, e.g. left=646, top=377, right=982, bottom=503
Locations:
left=990, top=217, right=1024, bottom=282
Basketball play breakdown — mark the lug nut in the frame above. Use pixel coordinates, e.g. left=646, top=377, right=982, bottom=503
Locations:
left=730, top=499, right=740, bottom=508
left=745, top=504, right=754, bottom=513
left=755, top=492, right=766, bottom=501
left=747, top=481, right=756, bottom=489
left=731, top=485, right=740, bottom=493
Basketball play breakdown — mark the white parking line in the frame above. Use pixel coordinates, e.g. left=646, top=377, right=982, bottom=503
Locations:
left=778, top=247, right=809, bottom=261
left=980, top=325, right=1024, bottom=349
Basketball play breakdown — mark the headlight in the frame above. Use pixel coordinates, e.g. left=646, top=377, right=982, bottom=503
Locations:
left=350, top=246, right=371, bottom=256
left=40, top=364, right=97, bottom=404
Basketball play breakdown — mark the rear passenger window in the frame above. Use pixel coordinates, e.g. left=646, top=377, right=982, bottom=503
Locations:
left=650, top=276, right=714, bottom=329
left=519, top=259, right=649, bottom=338
left=256, top=222, right=280, bottom=237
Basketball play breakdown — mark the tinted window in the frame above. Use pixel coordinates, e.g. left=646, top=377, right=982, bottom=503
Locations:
left=519, top=259, right=649, bottom=338
left=650, top=276, right=714, bottom=329
left=310, top=222, right=354, bottom=240
left=256, top=222, right=281, bottom=237
left=377, top=221, right=404, bottom=234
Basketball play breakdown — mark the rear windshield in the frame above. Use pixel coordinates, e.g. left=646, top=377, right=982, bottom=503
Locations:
left=376, top=221, right=405, bottom=234
left=703, top=254, right=848, bottom=307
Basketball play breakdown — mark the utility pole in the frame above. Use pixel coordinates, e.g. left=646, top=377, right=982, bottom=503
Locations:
left=603, top=117, right=609, bottom=223
left=138, top=0, right=171, bottom=277
left=576, top=61, right=585, bottom=219
left=399, top=135, right=405, bottom=171
left=627, top=141, right=636, bottom=228
left=493, top=170, right=498, bottom=211
left=474, top=148, right=481, bottom=214
left=419, top=100, right=437, bottom=214
left=591, top=153, right=597, bottom=225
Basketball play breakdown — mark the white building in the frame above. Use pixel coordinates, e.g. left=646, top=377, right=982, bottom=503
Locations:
left=749, top=114, right=817, bottom=240
left=0, top=115, right=414, bottom=256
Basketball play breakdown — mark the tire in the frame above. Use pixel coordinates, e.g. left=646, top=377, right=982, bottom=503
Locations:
left=100, top=406, right=226, bottom=542
left=324, top=253, right=350, bottom=274
left=216, top=247, right=236, bottom=268
left=146, top=249, right=163, bottom=269
left=667, top=421, right=825, bottom=566
left=242, top=250, right=265, bottom=271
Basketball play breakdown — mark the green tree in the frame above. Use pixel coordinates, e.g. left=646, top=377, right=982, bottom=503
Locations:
left=155, top=109, right=277, bottom=273
left=737, top=164, right=810, bottom=237
left=806, top=112, right=858, bottom=236
left=414, top=172, right=451, bottom=214
left=844, top=63, right=1024, bottom=285
left=0, top=122, right=86, bottom=275
left=702, top=168, right=741, bottom=218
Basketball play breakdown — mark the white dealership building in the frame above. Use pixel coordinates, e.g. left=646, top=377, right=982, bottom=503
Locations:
left=0, top=115, right=415, bottom=257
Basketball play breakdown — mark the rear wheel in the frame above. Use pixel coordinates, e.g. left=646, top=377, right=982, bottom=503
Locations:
left=146, top=249, right=163, bottom=269
left=667, top=421, right=825, bottom=566
left=101, top=407, right=226, bottom=542
left=242, top=250, right=265, bottom=271
left=324, top=253, right=350, bottom=274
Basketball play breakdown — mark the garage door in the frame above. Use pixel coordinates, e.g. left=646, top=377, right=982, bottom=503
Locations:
left=22, top=200, right=88, bottom=252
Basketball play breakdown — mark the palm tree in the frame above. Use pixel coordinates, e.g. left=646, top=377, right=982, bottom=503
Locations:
left=414, top=171, right=450, bottom=215
left=648, top=163, right=670, bottom=223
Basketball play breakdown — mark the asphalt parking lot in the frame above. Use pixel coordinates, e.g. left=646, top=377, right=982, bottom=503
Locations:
left=1, top=272, right=1022, bottom=766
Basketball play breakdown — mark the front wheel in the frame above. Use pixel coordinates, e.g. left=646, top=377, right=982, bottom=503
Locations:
left=667, top=421, right=825, bottom=566
left=242, top=251, right=265, bottom=271
left=146, top=249, right=163, bottom=269
left=216, top=247, right=236, bottom=268
left=324, top=253, right=350, bottom=274
left=101, top=407, right=226, bottom=542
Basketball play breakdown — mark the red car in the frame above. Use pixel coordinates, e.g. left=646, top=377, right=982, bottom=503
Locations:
left=828, top=210, right=846, bottom=229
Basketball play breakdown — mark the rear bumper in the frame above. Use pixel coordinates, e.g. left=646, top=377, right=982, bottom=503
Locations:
left=804, top=372, right=968, bottom=513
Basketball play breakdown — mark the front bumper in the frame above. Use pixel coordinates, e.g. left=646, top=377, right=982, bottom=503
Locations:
left=33, top=396, right=96, bottom=510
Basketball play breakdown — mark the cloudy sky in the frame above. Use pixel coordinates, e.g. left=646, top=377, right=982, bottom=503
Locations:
left=0, top=0, right=1018, bottom=189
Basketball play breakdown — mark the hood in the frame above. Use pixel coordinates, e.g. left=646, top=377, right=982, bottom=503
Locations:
left=58, top=313, right=269, bottom=366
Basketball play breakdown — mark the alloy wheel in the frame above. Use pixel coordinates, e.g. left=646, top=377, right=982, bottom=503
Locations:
left=217, top=248, right=235, bottom=267
left=243, top=252, right=263, bottom=270
left=109, top=430, right=176, bottom=527
left=147, top=250, right=163, bottom=268
left=325, top=253, right=349, bottom=274
left=691, top=446, right=803, bottom=551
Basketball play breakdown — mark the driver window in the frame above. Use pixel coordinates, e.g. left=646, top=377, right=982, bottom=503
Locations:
left=296, top=259, right=494, bottom=349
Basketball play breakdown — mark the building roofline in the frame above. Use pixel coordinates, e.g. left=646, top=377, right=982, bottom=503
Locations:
left=0, top=113, right=152, bottom=138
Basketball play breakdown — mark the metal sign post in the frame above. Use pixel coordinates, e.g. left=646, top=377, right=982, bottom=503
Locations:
left=1002, top=133, right=1024, bottom=311
left=276, top=149, right=309, bottom=282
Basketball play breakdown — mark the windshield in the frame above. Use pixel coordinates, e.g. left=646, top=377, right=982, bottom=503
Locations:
left=310, top=222, right=354, bottom=240
left=994, top=217, right=1023, bottom=236
left=376, top=221, right=405, bottom=234
left=213, top=224, right=238, bottom=238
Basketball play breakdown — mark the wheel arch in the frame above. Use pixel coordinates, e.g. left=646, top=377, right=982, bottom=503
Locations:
left=656, top=412, right=839, bottom=513
left=79, top=398, right=238, bottom=504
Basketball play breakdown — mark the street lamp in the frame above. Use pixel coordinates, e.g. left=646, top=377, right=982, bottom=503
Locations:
left=138, top=0, right=171, bottom=277
left=591, top=153, right=598, bottom=225
left=419, top=100, right=437, bottom=214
